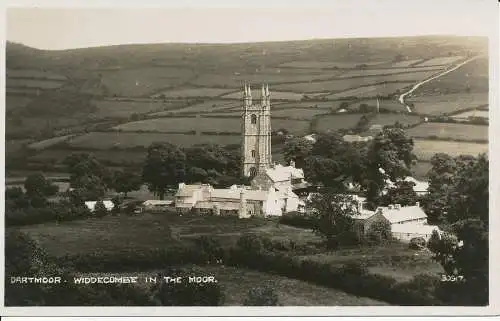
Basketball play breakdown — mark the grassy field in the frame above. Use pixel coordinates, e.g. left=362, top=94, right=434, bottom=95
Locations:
left=377, top=59, right=424, bottom=68
left=27, top=134, right=77, bottom=151
left=151, top=100, right=240, bottom=115
left=29, top=149, right=147, bottom=166
left=415, top=56, right=465, bottom=67
left=326, top=83, right=413, bottom=99
left=93, top=100, right=182, bottom=118
left=269, top=101, right=340, bottom=110
left=152, top=87, right=236, bottom=98
left=67, top=132, right=241, bottom=149
left=221, top=91, right=305, bottom=101
left=407, top=93, right=489, bottom=116
left=315, top=114, right=363, bottom=132
left=348, top=99, right=407, bottom=112
left=271, top=108, right=331, bottom=119
left=271, top=119, right=311, bottom=134
left=411, top=57, right=488, bottom=95
left=7, top=78, right=65, bottom=89
left=413, top=139, right=488, bottom=161
left=113, top=117, right=242, bottom=133
left=189, top=70, right=343, bottom=88
left=273, top=71, right=436, bottom=93
left=6, top=95, right=33, bottom=110
left=406, top=123, right=488, bottom=141
left=298, top=242, right=443, bottom=283
left=278, top=60, right=387, bottom=69
left=338, top=66, right=442, bottom=78
left=79, top=265, right=388, bottom=306
left=99, top=67, right=196, bottom=97
left=368, top=114, right=422, bottom=127
left=6, top=68, right=67, bottom=80
left=451, top=109, right=489, bottom=119
left=411, top=161, right=432, bottom=179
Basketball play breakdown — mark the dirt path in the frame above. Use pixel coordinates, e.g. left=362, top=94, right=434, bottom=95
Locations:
left=398, top=56, right=481, bottom=112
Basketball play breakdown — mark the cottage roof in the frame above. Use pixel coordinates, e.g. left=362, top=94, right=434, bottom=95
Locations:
left=211, top=188, right=269, bottom=201
left=379, top=205, right=427, bottom=224
left=175, top=184, right=205, bottom=197
left=391, top=223, right=440, bottom=235
left=266, top=164, right=304, bottom=182
left=143, top=200, right=173, bottom=206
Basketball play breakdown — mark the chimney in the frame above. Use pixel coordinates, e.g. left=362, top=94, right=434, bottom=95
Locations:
left=415, top=201, right=420, bottom=207
left=290, top=160, right=295, bottom=168
left=395, top=204, right=401, bottom=210
left=388, top=205, right=394, bottom=210
left=178, top=183, right=185, bottom=190
left=239, top=189, right=247, bottom=219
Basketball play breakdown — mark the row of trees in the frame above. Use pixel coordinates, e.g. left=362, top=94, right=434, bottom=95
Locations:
left=284, top=127, right=416, bottom=209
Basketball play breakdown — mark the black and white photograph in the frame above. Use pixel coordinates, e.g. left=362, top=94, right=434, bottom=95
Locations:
left=2, top=1, right=498, bottom=317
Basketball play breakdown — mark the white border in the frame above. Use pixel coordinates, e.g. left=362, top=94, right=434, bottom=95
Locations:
left=1, top=0, right=499, bottom=317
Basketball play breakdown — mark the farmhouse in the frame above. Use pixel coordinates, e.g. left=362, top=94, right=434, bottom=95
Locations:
left=352, top=202, right=440, bottom=242
left=174, top=183, right=303, bottom=217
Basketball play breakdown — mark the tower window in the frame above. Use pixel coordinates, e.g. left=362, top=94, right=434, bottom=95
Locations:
left=249, top=167, right=257, bottom=177
left=251, top=114, right=257, bottom=124
left=251, top=150, right=256, bottom=158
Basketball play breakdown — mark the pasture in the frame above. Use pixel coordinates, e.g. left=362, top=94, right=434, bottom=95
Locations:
left=92, top=100, right=181, bottom=118
left=413, top=139, right=488, bottom=161
left=6, top=78, right=65, bottom=89
left=298, top=243, right=443, bottom=283
left=152, top=87, right=235, bottom=98
left=6, top=69, right=67, bottom=80
left=67, top=132, right=241, bottom=149
left=189, top=70, right=343, bottom=88
left=368, top=114, right=422, bottom=127
left=338, top=66, right=442, bottom=78
left=326, top=83, right=412, bottom=100
left=278, top=60, right=387, bottom=69
left=271, top=119, right=311, bottom=134
left=27, top=134, right=77, bottom=151
left=99, top=67, right=196, bottom=97
left=151, top=100, right=241, bottom=115
left=406, top=123, right=488, bottom=141
left=349, top=99, right=407, bottom=112
left=221, top=91, right=305, bottom=101
left=415, top=56, right=465, bottom=67
left=29, top=149, right=147, bottom=166
left=271, top=108, right=331, bottom=120
left=6, top=95, right=32, bottom=110
left=411, top=161, right=432, bottom=179
left=315, top=114, right=363, bottom=132
left=411, top=57, right=488, bottom=95
left=79, top=265, right=387, bottom=306
left=451, top=109, right=489, bottom=119
left=273, top=71, right=436, bottom=93
left=113, top=117, right=241, bottom=133
left=378, top=59, right=424, bottom=68
left=407, top=93, right=489, bottom=116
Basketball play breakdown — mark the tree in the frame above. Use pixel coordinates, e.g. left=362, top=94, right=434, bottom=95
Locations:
left=366, top=219, right=392, bottom=245
left=283, top=137, right=313, bottom=169
left=308, top=191, right=358, bottom=249
left=94, top=200, right=108, bottom=218
left=244, top=284, right=280, bottom=306
left=64, top=153, right=110, bottom=201
left=380, top=180, right=418, bottom=207
left=24, top=173, right=58, bottom=199
left=142, top=143, right=187, bottom=200
left=112, top=170, right=142, bottom=198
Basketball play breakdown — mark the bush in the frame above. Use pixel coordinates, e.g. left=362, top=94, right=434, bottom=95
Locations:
left=366, top=220, right=392, bottom=245
left=279, top=212, right=315, bottom=229
left=194, top=236, right=224, bottom=263
left=409, top=237, right=427, bottom=250
left=244, top=284, right=280, bottom=306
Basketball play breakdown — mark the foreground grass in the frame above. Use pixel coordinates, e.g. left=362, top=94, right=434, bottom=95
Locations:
left=79, top=265, right=388, bottom=306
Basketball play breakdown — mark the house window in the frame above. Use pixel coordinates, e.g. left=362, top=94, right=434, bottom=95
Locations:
left=249, top=167, right=257, bottom=177
left=251, top=114, right=257, bottom=124
left=251, top=150, right=256, bottom=158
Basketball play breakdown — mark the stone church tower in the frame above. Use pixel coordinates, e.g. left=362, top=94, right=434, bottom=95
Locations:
left=241, top=83, right=272, bottom=177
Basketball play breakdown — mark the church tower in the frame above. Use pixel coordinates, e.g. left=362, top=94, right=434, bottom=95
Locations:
left=241, top=83, right=272, bottom=177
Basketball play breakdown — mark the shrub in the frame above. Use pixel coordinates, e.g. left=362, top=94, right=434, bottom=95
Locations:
left=409, top=237, right=427, bottom=250
left=279, top=212, right=314, bottom=229
left=244, top=284, right=280, bottom=306
left=366, top=220, right=393, bottom=245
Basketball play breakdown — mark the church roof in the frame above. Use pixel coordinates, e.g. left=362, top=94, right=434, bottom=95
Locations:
left=266, top=164, right=304, bottom=182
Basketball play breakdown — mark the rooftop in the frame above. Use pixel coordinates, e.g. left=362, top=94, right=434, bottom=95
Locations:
left=378, top=205, right=427, bottom=223
left=266, top=163, right=304, bottom=182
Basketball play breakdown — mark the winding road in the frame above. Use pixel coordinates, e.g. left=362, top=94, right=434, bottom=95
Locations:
left=398, top=56, right=481, bottom=113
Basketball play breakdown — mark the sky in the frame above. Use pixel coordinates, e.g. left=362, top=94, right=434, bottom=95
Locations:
left=5, top=0, right=498, bottom=50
